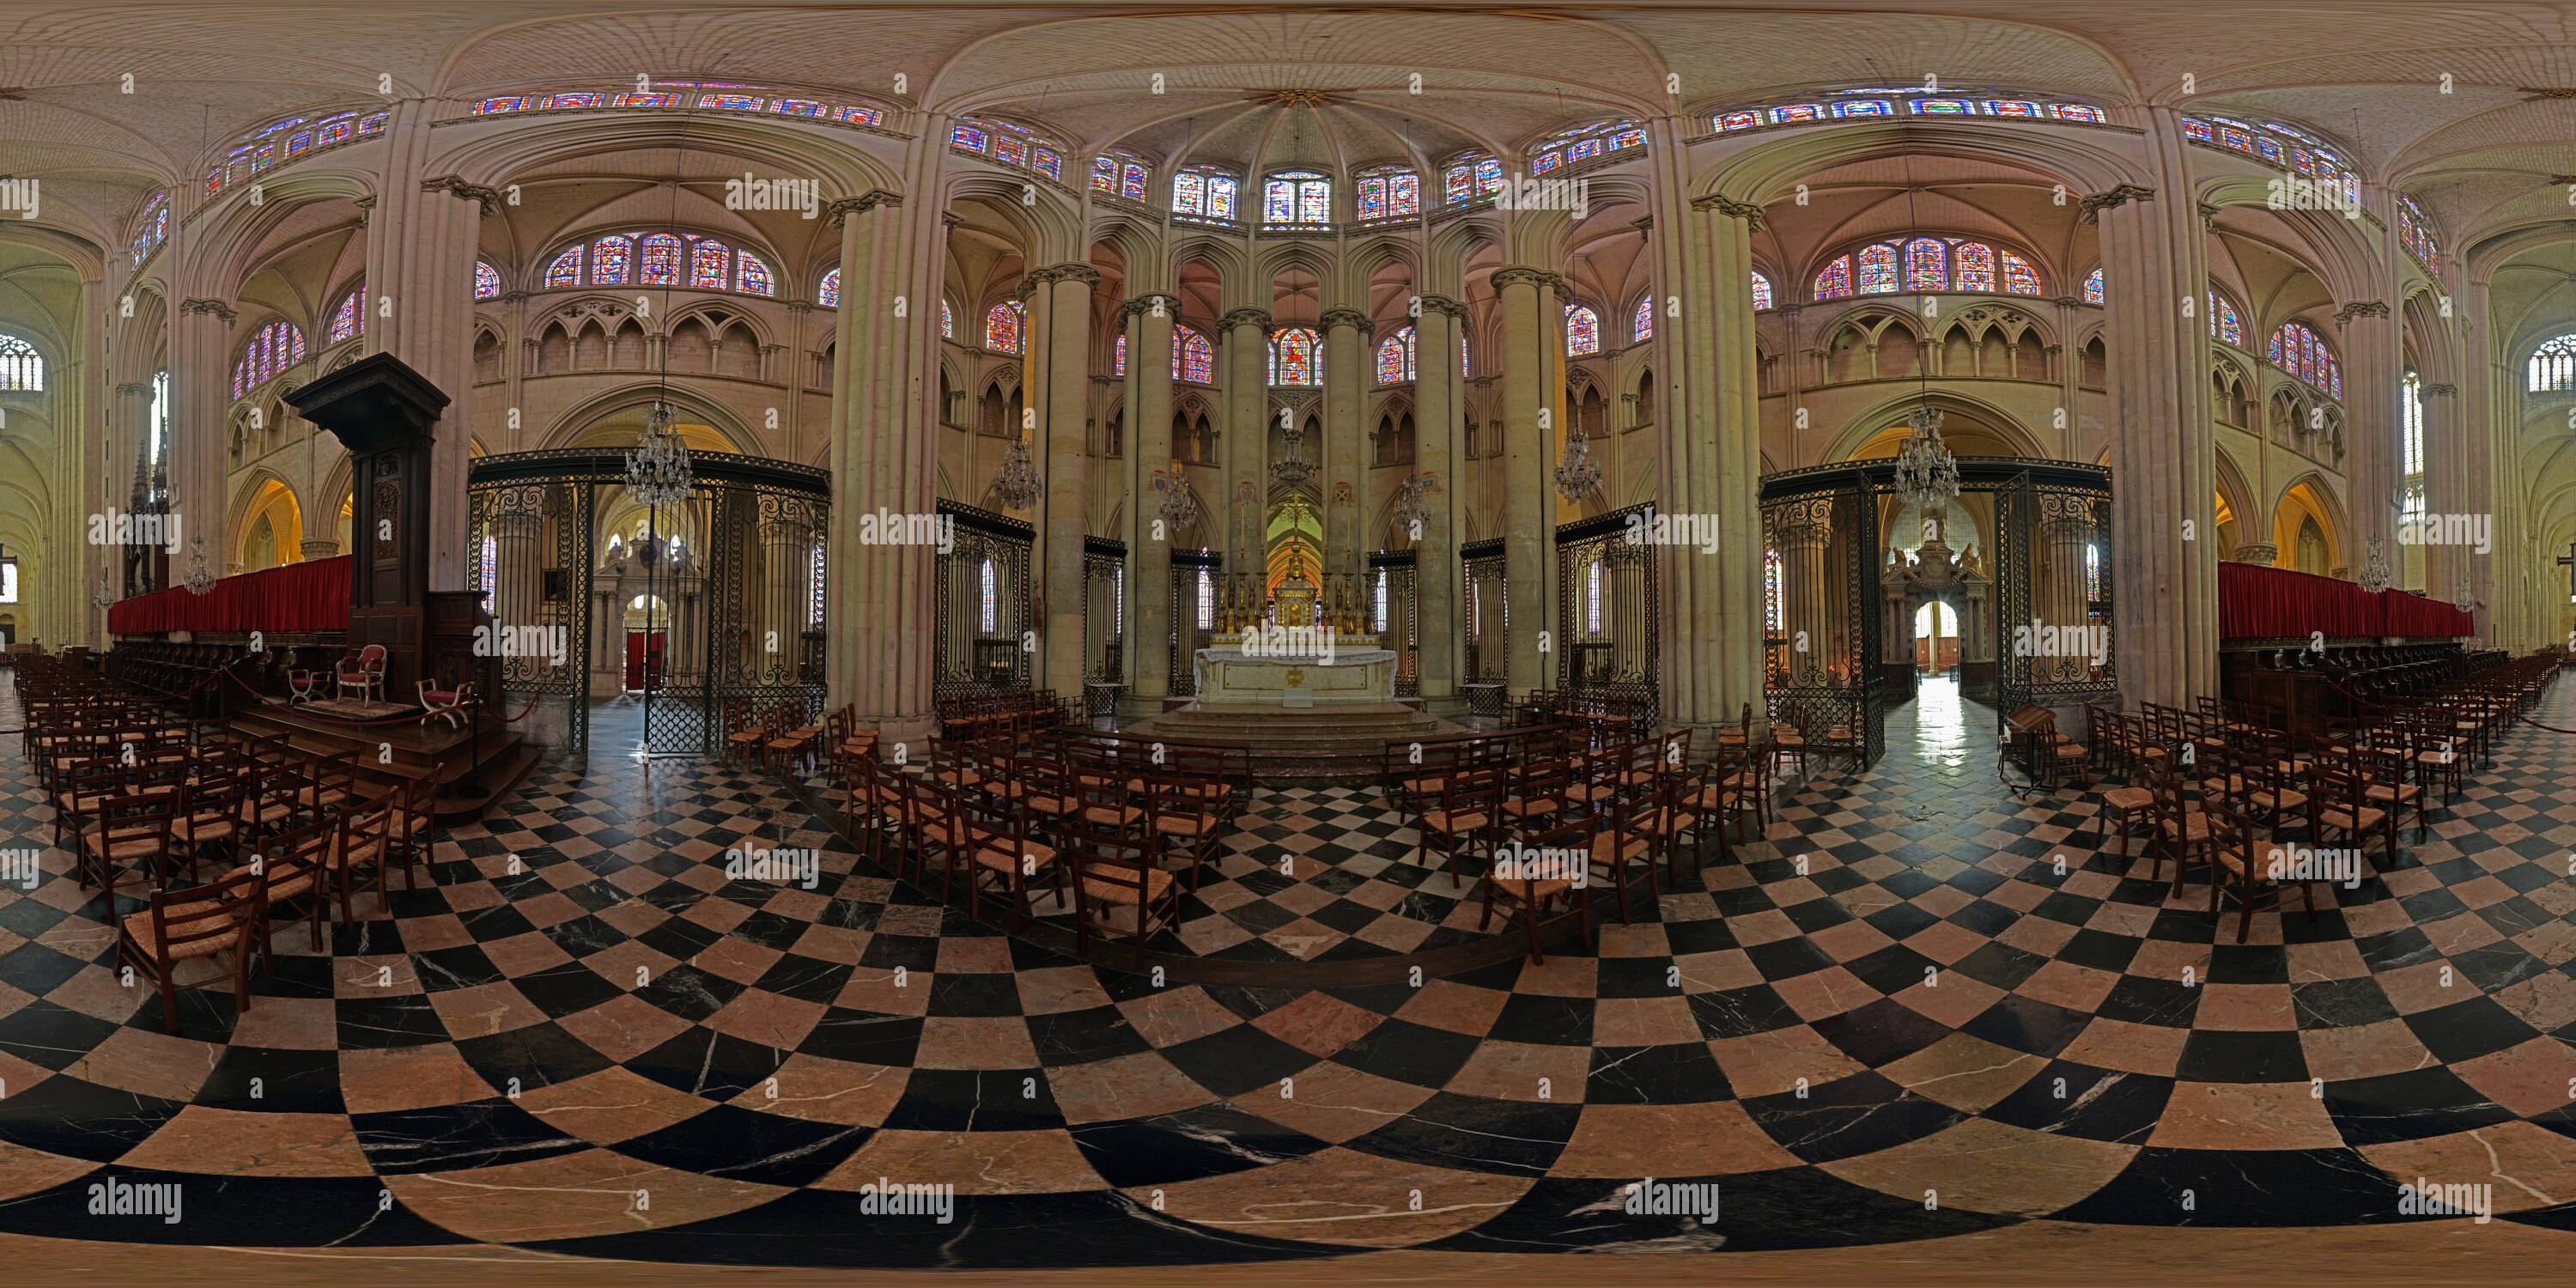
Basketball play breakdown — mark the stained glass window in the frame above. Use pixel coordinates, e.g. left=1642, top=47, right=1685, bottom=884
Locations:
left=951, top=124, right=988, bottom=153
left=1856, top=243, right=1898, bottom=294
left=1121, top=163, right=1147, bottom=202
left=699, top=93, right=762, bottom=112
left=129, top=191, right=169, bottom=266
left=1174, top=325, right=1212, bottom=382
left=1269, top=326, right=1320, bottom=385
left=2397, top=192, right=2442, bottom=283
left=1443, top=164, right=1473, bottom=204
left=1376, top=326, right=1416, bottom=383
left=1030, top=148, right=1062, bottom=181
left=1633, top=295, right=1654, bottom=341
left=689, top=240, right=731, bottom=290
left=1265, top=171, right=1330, bottom=224
left=2270, top=321, right=2341, bottom=397
left=993, top=135, right=1028, bottom=166
left=232, top=320, right=306, bottom=400
left=541, top=92, right=601, bottom=110
left=0, top=334, right=43, bottom=392
left=1374, top=569, right=1389, bottom=632
left=1113, top=333, right=1127, bottom=376
left=837, top=106, right=884, bottom=127
left=1751, top=272, right=1772, bottom=311
left=1814, top=258, right=1852, bottom=301
left=818, top=268, right=840, bottom=309
left=2085, top=543, right=2102, bottom=602
left=941, top=299, right=954, bottom=338
left=1196, top=568, right=1215, bottom=629
left=1091, top=155, right=1118, bottom=193
left=1953, top=241, right=1996, bottom=292
left=590, top=234, right=633, bottom=286
left=1174, top=167, right=1238, bottom=219
left=1903, top=238, right=1947, bottom=291
left=1771, top=104, right=1826, bottom=124
left=2403, top=370, right=2423, bottom=479
left=1356, top=168, right=1419, bottom=220
left=1564, top=304, right=1600, bottom=356
left=639, top=234, right=681, bottom=286
left=1999, top=249, right=2041, bottom=295
left=2530, top=335, right=2576, bottom=392
left=1714, top=110, right=1763, bottom=131
left=327, top=286, right=366, bottom=343
left=1832, top=100, right=1893, bottom=118
left=734, top=251, right=774, bottom=295
left=978, top=557, right=998, bottom=632
left=1461, top=332, right=1470, bottom=379
left=615, top=92, right=678, bottom=108
left=474, top=95, right=532, bottom=115
left=1585, top=560, right=1603, bottom=634
left=2208, top=290, right=2241, bottom=344
left=770, top=98, right=824, bottom=118
left=1474, top=158, right=1503, bottom=193
left=474, top=261, right=501, bottom=300
left=1764, top=549, right=1783, bottom=634
left=479, top=536, right=496, bottom=605
left=810, top=540, right=826, bottom=628
left=984, top=301, right=1024, bottom=354
left=544, top=246, right=583, bottom=288
left=2083, top=268, right=2105, bottom=304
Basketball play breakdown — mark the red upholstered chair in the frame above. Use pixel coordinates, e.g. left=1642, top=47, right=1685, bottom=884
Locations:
left=418, top=677, right=471, bottom=730
left=337, top=645, right=387, bottom=704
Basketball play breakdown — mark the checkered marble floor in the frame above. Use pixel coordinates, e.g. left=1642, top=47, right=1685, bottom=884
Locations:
left=7, top=671, right=2576, bottom=1267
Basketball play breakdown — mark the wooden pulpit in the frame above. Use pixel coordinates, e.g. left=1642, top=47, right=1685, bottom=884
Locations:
left=286, top=354, right=488, bottom=710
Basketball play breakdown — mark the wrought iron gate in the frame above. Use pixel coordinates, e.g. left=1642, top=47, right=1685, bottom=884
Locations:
left=1993, top=468, right=2117, bottom=724
left=1168, top=550, right=1220, bottom=698
left=1555, top=503, right=1660, bottom=714
left=1760, top=477, right=1884, bottom=767
left=1084, top=535, right=1125, bottom=717
left=1368, top=550, right=1419, bottom=697
left=1461, top=538, right=1507, bottom=718
left=934, top=501, right=1033, bottom=699
left=467, top=447, right=831, bottom=757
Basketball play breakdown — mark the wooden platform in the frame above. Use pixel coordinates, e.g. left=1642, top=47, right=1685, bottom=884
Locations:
left=229, top=699, right=542, bottom=822
left=1121, top=699, right=1460, bottom=781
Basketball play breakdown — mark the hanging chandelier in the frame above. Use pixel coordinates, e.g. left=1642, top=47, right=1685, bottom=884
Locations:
left=1152, top=463, right=1200, bottom=532
left=180, top=535, right=219, bottom=596
left=93, top=568, right=117, bottom=607
left=1390, top=472, right=1434, bottom=532
left=2357, top=536, right=2391, bottom=594
left=625, top=400, right=695, bottom=508
left=1273, top=416, right=1317, bottom=487
left=1892, top=401, right=1962, bottom=513
left=1552, top=430, right=1601, bottom=502
left=989, top=434, right=1044, bottom=511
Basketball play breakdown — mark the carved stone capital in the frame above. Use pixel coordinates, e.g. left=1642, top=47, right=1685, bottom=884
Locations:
left=2231, top=542, right=2280, bottom=564
left=786, top=301, right=813, bottom=314
left=2079, top=183, right=2156, bottom=223
left=1416, top=294, right=1470, bottom=320
left=2197, top=201, right=2221, bottom=229
left=499, top=290, right=530, bottom=304
left=2420, top=381, right=2457, bottom=397
left=2334, top=300, right=2391, bottom=325
left=1219, top=307, right=1273, bottom=332
left=1320, top=307, right=1372, bottom=337
left=179, top=297, right=237, bottom=323
left=1025, top=262, right=1103, bottom=289
left=1490, top=265, right=1563, bottom=293
left=421, top=175, right=501, bottom=216
left=113, top=381, right=153, bottom=397
left=1691, top=196, right=1765, bottom=231
left=829, top=189, right=903, bottom=227
left=1121, top=292, right=1182, bottom=319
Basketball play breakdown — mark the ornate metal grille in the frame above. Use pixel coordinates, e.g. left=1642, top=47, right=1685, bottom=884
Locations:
left=1461, top=538, right=1507, bottom=718
left=933, top=501, right=1034, bottom=699
left=1083, top=535, right=1126, bottom=718
left=1553, top=503, right=1659, bottom=716
left=1994, top=468, right=2117, bottom=722
left=1367, top=549, right=1419, bottom=697
left=467, top=447, right=830, bottom=756
left=1167, top=550, right=1220, bottom=699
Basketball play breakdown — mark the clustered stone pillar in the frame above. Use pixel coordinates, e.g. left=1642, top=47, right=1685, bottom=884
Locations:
left=1221, top=307, right=1272, bottom=602
left=1492, top=266, right=1561, bottom=698
left=1412, top=295, right=1467, bottom=710
left=2418, top=379, right=2462, bottom=604
left=757, top=501, right=814, bottom=683
left=1027, top=262, right=1098, bottom=693
left=2090, top=132, right=2218, bottom=708
left=1321, top=307, right=1368, bottom=591
left=171, top=294, right=236, bottom=586
left=2337, top=295, right=2399, bottom=590
left=2038, top=504, right=2095, bottom=683
left=1123, top=295, right=1178, bottom=709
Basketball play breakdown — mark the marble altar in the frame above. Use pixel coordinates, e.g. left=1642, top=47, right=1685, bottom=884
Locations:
left=1194, top=634, right=1395, bottom=708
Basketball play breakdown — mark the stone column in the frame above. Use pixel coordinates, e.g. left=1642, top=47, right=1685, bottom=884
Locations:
left=111, top=380, right=154, bottom=599
left=1221, top=307, right=1272, bottom=586
left=757, top=501, right=814, bottom=683
left=2337, top=297, right=2400, bottom=591
left=2089, top=131, right=2218, bottom=707
left=367, top=125, right=493, bottom=590
left=1685, top=197, right=1769, bottom=731
left=1413, top=295, right=1467, bottom=709
left=1492, top=267, right=1564, bottom=698
left=2416, top=380, right=2463, bottom=603
left=1321, top=307, right=1370, bottom=588
left=828, top=185, right=943, bottom=753
left=2039, top=508, right=2095, bottom=683
left=1024, top=262, right=1097, bottom=694
left=172, top=295, right=236, bottom=586
left=1123, top=294, right=1178, bottom=710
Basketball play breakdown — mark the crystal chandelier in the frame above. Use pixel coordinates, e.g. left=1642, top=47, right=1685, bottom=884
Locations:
left=624, top=401, right=695, bottom=508
left=180, top=535, right=218, bottom=596
left=1273, top=416, right=1316, bottom=487
left=1892, top=401, right=1962, bottom=513
left=2357, top=536, right=2391, bottom=594
left=93, top=568, right=117, bottom=607
left=1152, top=463, right=1200, bottom=532
left=989, top=434, right=1044, bottom=511
left=1552, top=431, right=1601, bottom=502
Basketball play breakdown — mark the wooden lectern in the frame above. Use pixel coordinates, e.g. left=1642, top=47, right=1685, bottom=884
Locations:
left=286, top=354, right=491, bottom=711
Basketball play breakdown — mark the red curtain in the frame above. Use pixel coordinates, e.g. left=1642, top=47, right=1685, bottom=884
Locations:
left=2218, top=560, right=2471, bottom=640
left=108, top=555, right=351, bottom=635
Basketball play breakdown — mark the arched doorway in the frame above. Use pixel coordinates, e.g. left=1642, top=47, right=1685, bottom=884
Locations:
left=1913, top=600, right=1959, bottom=673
